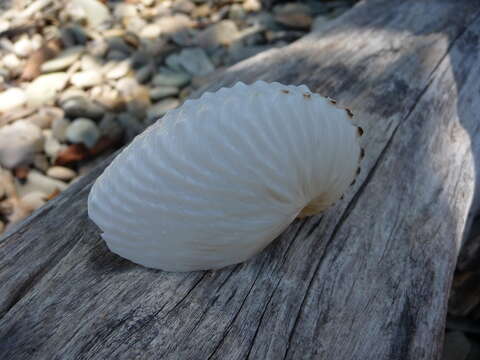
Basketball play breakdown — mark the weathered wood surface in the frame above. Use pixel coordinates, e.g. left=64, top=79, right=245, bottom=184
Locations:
left=2, top=0, right=480, bottom=359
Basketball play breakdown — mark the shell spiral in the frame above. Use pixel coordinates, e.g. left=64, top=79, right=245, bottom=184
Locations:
left=88, top=81, right=362, bottom=272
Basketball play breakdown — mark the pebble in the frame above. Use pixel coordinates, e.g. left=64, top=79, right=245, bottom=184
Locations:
left=0, top=220, right=4, bottom=233
left=166, top=48, right=214, bottom=76
left=150, top=86, right=179, bottom=100
left=2, top=53, right=21, bottom=69
left=117, top=113, right=143, bottom=140
left=47, top=166, right=77, bottom=181
left=106, top=49, right=129, bottom=61
left=41, top=46, right=84, bottom=73
left=243, top=0, right=262, bottom=12
left=71, top=0, right=112, bottom=29
left=196, top=20, right=240, bottom=50
left=52, top=117, right=71, bottom=141
left=26, top=72, right=69, bottom=107
left=80, top=54, right=102, bottom=71
left=65, top=118, right=101, bottom=148
left=105, top=60, right=131, bottom=80
left=71, top=70, right=104, bottom=88
left=0, top=120, right=44, bottom=169
left=20, top=191, right=47, bottom=212
left=13, top=36, right=32, bottom=57
left=27, top=107, right=65, bottom=129
left=61, top=96, right=104, bottom=120
left=0, top=88, right=27, bottom=113
left=43, top=130, right=65, bottom=161
left=152, top=71, right=191, bottom=87
left=17, top=170, right=68, bottom=197
left=99, top=113, right=123, bottom=139
left=147, top=98, right=180, bottom=121
left=135, top=64, right=154, bottom=84
left=33, top=153, right=50, bottom=172
left=274, top=3, right=313, bottom=30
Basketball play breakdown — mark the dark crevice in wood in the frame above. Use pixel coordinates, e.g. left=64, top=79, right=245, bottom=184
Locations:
left=207, top=262, right=267, bottom=360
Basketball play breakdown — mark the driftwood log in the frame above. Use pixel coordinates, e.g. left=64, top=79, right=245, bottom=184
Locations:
left=2, top=0, right=480, bottom=358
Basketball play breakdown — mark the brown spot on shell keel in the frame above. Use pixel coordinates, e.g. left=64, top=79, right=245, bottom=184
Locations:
left=356, top=167, right=361, bottom=175
left=327, top=97, right=337, bottom=104
left=346, top=108, right=354, bottom=118
left=281, top=89, right=289, bottom=94
left=340, top=195, right=344, bottom=200
left=360, top=148, right=365, bottom=159
left=303, top=93, right=311, bottom=99
left=350, top=179, right=356, bottom=186
left=357, top=126, right=364, bottom=136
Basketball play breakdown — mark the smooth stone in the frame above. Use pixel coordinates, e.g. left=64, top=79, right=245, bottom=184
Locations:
left=43, top=130, right=65, bottom=161
left=0, top=120, right=44, bottom=169
left=130, top=50, right=150, bottom=69
left=41, top=46, right=84, bottom=73
left=87, top=39, right=108, bottom=57
left=166, top=48, right=214, bottom=76
left=140, top=24, right=163, bottom=39
left=144, top=14, right=193, bottom=37
left=26, top=73, right=69, bottom=107
left=106, top=49, right=129, bottom=61
left=80, top=54, right=102, bottom=71
left=147, top=98, right=180, bottom=121
left=0, top=88, right=27, bottom=113
left=274, top=3, right=313, bottom=29
left=243, top=0, right=261, bottom=12
left=152, top=71, right=191, bottom=87
left=61, top=97, right=104, bottom=120
left=71, top=0, right=112, bottom=29
left=65, top=118, right=100, bottom=148
left=51, top=117, right=71, bottom=141
left=149, top=86, right=179, bottom=100
left=2, top=53, right=21, bottom=69
left=69, top=25, right=88, bottom=45
left=71, top=70, right=103, bottom=88
left=20, top=191, right=48, bottom=212
left=107, top=37, right=133, bottom=54
left=196, top=20, right=240, bottom=50
left=26, top=107, right=64, bottom=129
left=99, top=113, right=123, bottom=138
left=17, top=170, right=67, bottom=197
left=135, top=64, right=153, bottom=84
left=105, top=60, right=131, bottom=80
left=33, top=153, right=49, bottom=172
left=171, top=0, right=195, bottom=14
left=47, top=166, right=77, bottom=181
left=117, top=113, right=143, bottom=140
left=229, top=4, right=246, bottom=20
left=113, top=3, right=137, bottom=18
left=13, top=36, right=32, bottom=57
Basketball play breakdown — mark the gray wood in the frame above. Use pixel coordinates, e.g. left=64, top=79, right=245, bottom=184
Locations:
left=2, top=0, right=480, bottom=359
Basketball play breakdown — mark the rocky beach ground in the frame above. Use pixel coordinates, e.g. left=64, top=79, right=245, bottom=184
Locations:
left=0, top=0, right=356, bottom=234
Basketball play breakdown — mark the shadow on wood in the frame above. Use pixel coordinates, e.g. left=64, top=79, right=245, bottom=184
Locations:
left=1, top=0, right=480, bottom=359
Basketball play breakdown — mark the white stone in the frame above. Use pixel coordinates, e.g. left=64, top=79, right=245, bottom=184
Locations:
left=47, top=166, right=77, bottom=181
left=41, top=46, right=84, bottom=73
left=17, top=170, right=67, bottom=197
left=0, top=120, right=44, bottom=168
left=26, top=73, right=69, bottom=107
left=71, top=70, right=103, bottom=88
left=71, top=0, right=112, bottom=29
left=105, top=60, right=131, bottom=80
left=52, top=117, right=71, bottom=141
left=0, top=88, right=27, bottom=113
left=13, top=36, right=32, bottom=57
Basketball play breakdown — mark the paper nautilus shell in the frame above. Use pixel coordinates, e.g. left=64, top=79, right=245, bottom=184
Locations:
left=88, top=81, right=364, bottom=272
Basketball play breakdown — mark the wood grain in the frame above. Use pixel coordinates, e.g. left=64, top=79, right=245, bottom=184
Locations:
left=1, top=0, right=480, bottom=359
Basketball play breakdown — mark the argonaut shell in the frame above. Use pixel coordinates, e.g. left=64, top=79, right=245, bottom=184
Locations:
left=88, top=81, right=363, bottom=272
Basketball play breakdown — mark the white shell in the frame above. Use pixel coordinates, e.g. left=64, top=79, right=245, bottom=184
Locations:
left=88, top=81, right=362, bottom=272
